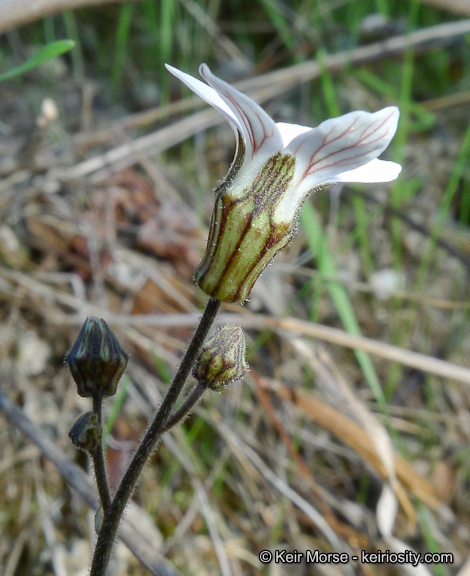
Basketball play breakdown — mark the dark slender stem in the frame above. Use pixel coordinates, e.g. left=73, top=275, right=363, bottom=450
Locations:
left=91, top=395, right=112, bottom=512
left=162, top=383, right=207, bottom=433
left=90, top=297, right=221, bottom=576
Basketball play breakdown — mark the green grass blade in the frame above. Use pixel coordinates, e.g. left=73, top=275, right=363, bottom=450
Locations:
left=390, top=0, right=420, bottom=270
left=317, top=48, right=341, bottom=117
left=112, top=2, right=135, bottom=94
left=260, top=0, right=296, bottom=54
left=417, top=501, right=446, bottom=576
left=300, top=201, right=388, bottom=410
left=103, top=375, right=130, bottom=443
left=158, top=0, right=176, bottom=103
left=62, top=12, right=84, bottom=83
left=416, top=119, right=470, bottom=288
left=0, top=40, right=75, bottom=81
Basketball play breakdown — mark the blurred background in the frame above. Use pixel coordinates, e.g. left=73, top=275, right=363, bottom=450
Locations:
left=1, top=0, right=470, bottom=575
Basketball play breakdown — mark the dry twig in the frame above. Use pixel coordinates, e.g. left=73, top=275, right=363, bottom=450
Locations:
left=0, top=0, right=142, bottom=34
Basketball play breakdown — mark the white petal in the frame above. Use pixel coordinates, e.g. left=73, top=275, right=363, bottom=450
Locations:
left=165, top=64, right=241, bottom=135
left=287, top=106, right=400, bottom=193
left=199, top=64, right=282, bottom=163
left=276, top=122, right=311, bottom=147
left=332, top=158, right=402, bottom=183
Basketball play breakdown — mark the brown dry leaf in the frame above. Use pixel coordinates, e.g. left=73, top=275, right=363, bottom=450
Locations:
left=99, top=168, right=200, bottom=278
left=132, top=276, right=191, bottom=315
left=137, top=212, right=199, bottom=278
left=93, top=170, right=160, bottom=231
left=26, top=214, right=73, bottom=255
left=432, top=461, right=456, bottom=504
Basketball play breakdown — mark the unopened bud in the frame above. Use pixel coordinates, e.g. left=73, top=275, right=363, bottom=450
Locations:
left=69, top=411, right=101, bottom=452
left=65, top=317, right=128, bottom=398
left=193, top=325, right=247, bottom=391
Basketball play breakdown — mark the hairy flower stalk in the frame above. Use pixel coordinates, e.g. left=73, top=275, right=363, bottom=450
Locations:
left=167, top=63, right=402, bottom=302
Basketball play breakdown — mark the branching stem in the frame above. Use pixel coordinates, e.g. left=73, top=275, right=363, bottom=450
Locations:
left=90, top=297, right=221, bottom=576
left=162, top=382, right=207, bottom=433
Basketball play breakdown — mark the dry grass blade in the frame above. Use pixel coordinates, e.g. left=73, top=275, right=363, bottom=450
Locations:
left=52, top=108, right=223, bottom=182
left=35, top=467, right=67, bottom=576
left=4, top=528, right=31, bottom=576
left=8, top=288, right=465, bottom=387
left=252, top=371, right=370, bottom=546
left=212, top=415, right=355, bottom=576
left=456, top=556, right=470, bottom=576
left=415, top=0, right=470, bottom=16
left=194, top=482, right=233, bottom=576
left=290, top=338, right=414, bottom=533
left=259, top=378, right=440, bottom=510
left=217, top=313, right=470, bottom=386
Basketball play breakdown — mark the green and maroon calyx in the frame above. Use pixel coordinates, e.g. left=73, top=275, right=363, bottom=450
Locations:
left=194, top=152, right=296, bottom=303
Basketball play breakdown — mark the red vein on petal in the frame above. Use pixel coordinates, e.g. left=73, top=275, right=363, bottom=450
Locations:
left=216, top=87, right=275, bottom=159
left=296, top=110, right=396, bottom=181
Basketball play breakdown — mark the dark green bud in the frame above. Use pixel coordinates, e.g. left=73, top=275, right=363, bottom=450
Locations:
left=193, top=325, right=248, bottom=391
left=65, top=317, right=128, bottom=398
left=69, top=411, right=102, bottom=452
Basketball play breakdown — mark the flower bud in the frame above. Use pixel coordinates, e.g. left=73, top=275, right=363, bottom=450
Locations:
left=65, top=317, right=128, bottom=398
left=193, top=325, right=248, bottom=391
left=69, top=411, right=102, bottom=452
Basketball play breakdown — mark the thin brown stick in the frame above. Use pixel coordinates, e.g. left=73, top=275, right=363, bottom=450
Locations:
left=5, top=266, right=469, bottom=385
left=413, top=0, right=470, bottom=16
left=0, top=0, right=142, bottom=34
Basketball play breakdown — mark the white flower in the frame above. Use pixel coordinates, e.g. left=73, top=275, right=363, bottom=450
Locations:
left=166, top=63, right=401, bottom=303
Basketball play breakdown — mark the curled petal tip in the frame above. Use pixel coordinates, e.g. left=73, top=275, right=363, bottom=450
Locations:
left=199, top=62, right=209, bottom=76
